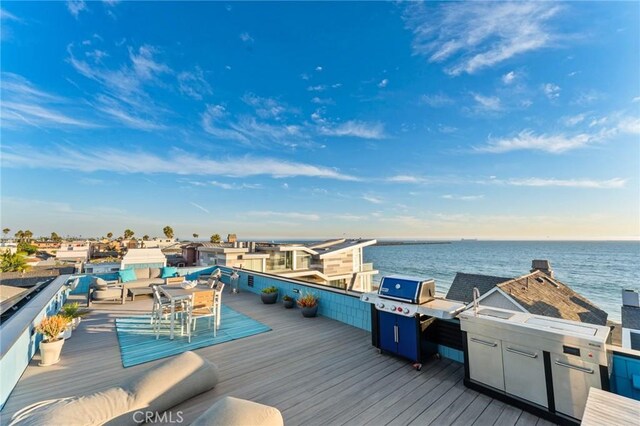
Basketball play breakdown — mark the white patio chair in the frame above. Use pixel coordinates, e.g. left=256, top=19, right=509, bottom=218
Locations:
left=151, top=285, right=185, bottom=339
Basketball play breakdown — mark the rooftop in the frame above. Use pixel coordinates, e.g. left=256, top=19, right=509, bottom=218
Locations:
left=0, top=291, right=548, bottom=425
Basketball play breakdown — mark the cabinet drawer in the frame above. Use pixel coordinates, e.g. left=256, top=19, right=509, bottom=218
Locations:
left=467, top=333, right=504, bottom=391
left=502, top=343, right=547, bottom=407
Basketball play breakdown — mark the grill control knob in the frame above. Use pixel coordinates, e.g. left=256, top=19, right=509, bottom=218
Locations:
left=397, top=307, right=403, bottom=313
left=364, top=296, right=369, bottom=301
left=377, top=303, right=385, bottom=309
left=391, top=305, right=396, bottom=311
left=403, top=308, right=410, bottom=314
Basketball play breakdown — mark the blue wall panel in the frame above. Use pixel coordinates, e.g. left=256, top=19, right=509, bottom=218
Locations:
left=611, top=352, right=640, bottom=400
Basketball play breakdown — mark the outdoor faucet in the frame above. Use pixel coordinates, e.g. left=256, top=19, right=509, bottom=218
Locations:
left=472, top=287, right=480, bottom=315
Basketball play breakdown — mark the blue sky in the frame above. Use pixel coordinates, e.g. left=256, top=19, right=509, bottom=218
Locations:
left=1, top=1, right=639, bottom=240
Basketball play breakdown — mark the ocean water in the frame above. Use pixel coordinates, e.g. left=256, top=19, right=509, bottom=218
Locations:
left=363, top=241, right=640, bottom=322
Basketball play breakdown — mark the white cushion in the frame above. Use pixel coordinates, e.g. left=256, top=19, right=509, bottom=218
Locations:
left=10, top=351, right=218, bottom=426
left=191, top=397, right=284, bottom=426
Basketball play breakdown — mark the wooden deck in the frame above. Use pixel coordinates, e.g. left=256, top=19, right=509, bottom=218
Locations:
left=0, top=291, right=552, bottom=425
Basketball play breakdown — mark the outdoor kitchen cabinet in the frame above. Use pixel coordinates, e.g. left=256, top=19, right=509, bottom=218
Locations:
left=467, top=332, right=505, bottom=391
left=378, top=311, right=421, bottom=362
left=502, top=342, right=547, bottom=408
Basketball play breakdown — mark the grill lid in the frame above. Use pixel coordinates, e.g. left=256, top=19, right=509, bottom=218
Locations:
left=378, top=276, right=435, bottom=304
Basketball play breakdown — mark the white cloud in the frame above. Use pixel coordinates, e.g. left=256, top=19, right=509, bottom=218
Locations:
left=239, top=32, right=254, bottom=43
left=387, top=175, right=426, bottom=184
left=1, top=145, right=359, bottom=181
left=178, top=67, right=212, bottom=100
left=472, top=93, right=501, bottom=111
left=362, top=194, right=383, bottom=204
left=543, top=83, right=561, bottom=100
left=209, top=181, right=262, bottom=190
left=190, top=202, right=210, bottom=214
left=403, top=2, right=563, bottom=75
left=318, top=120, right=385, bottom=139
left=501, top=71, right=516, bottom=84
left=67, top=43, right=171, bottom=130
left=562, top=113, right=587, bottom=126
left=378, top=79, right=389, bottom=88
left=331, top=83, right=342, bottom=88
left=442, top=194, right=484, bottom=201
left=307, top=85, right=327, bottom=92
left=420, top=93, right=454, bottom=107
left=477, top=130, right=595, bottom=153
left=0, top=8, right=20, bottom=21
left=241, top=93, right=289, bottom=119
left=315, top=66, right=323, bottom=72
left=632, top=96, right=640, bottom=103
left=311, top=97, right=333, bottom=105
left=506, top=178, right=626, bottom=189
left=201, top=104, right=311, bottom=149
left=617, top=116, right=640, bottom=134
left=248, top=211, right=320, bottom=221
left=0, top=73, right=98, bottom=128
left=67, top=0, right=86, bottom=18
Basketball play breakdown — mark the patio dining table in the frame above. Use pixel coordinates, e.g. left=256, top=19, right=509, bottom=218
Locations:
left=159, top=284, right=218, bottom=340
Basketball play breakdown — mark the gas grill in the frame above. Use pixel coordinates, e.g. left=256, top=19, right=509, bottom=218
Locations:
left=360, top=276, right=466, bottom=370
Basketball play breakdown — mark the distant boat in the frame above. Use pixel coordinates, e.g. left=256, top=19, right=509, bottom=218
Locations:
left=460, top=238, right=478, bottom=241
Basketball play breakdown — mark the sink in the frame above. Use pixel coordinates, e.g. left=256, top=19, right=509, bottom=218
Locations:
left=477, top=308, right=515, bottom=320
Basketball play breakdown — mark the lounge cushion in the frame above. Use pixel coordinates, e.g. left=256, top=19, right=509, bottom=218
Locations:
left=93, top=288, right=122, bottom=300
left=118, top=269, right=137, bottom=283
left=134, top=268, right=150, bottom=280
left=10, top=351, right=219, bottom=426
left=122, top=278, right=164, bottom=290
left=191, top=397, right=284, bottom=426
left=94, top=277, right=109, bottom=289
left=160, top=267, right=178, bottom=279
left=149, top=267, right=162, bottom=279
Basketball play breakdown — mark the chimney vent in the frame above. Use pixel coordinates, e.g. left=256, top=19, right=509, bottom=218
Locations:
left=531, top=259, right=554, bottom=278
left=622, top=289, right=640, bottom=307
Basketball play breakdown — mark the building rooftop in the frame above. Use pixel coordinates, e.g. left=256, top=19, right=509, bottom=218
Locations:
left=0, top=292, right=547, bottom=425
left=446, top=272, right=512, bottom=303
left=497, top=271, right=609, bottom=326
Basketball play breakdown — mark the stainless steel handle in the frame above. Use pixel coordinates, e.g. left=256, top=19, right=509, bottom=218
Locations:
left=555, top=360, right=594, bottom=374
left=394, top=325, right=398, bottom=343
left=506, top=347, right=538, bottom=358
left=470, top=337, right=497, bottom=347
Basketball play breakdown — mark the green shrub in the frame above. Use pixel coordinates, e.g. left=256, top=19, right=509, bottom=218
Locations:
left=262, top=286, right=278, bottom=294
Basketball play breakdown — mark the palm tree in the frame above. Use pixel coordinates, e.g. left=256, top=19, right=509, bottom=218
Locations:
left=210, top=233, right=221, bottom=243
left=2, top=228, right=10, bottom=241
left=192, top=233, right=199, bottom=239
left=14, top=230, right=24, bottom=242
left=143, top=235, right=150, bottom=241
left=124, top=229, right=134, bottom=239
left=50, top=232, right=62, bottom=242
left=1, top=251, right=28, bottom=272
left=23, top=230, right=33, bottom=242
left=163, top=226, right=174, bottom=239
left=106, top=232, right=113, bottom=240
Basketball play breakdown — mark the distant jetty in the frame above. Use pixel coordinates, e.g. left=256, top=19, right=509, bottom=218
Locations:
left=375, top=241, right=452, bottom=246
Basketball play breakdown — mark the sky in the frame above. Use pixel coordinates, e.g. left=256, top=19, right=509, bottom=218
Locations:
left=1, top=1, right=639, bottom=240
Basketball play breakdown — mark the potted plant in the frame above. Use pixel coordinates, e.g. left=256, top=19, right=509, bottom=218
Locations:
left=282, top=295, right=295, bottom=309
left=261, top=286, right=279, bottom=304
left=36, top=315, right=70, bottom=366
left=297, top=292, right=319, bottom=317
left=61, top=302, right=86, bottom=330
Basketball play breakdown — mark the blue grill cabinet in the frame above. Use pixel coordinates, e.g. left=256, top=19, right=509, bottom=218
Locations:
left=370, top=276, right=438, bottom=367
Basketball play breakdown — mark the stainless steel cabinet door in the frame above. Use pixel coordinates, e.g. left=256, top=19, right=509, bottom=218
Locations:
left=551, top=353, right=601, bottom=420
left=502, top=343, right=547, bottom=407
left=467, top=333, right=505, bottom=391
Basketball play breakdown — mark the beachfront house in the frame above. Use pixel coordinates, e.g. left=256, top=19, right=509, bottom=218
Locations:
left=197, top=239, right=378, bottom=291
left=446, top=259, right=609, bottom=325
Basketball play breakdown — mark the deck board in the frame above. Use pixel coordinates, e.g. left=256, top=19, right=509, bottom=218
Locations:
left=0, top=291, right=547, bottom=425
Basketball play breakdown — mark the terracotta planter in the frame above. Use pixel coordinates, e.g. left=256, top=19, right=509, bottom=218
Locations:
left=283, top=299, right=295, bottom=309
left=39, top=338, right=64, bottom=366
left=261, top=292, right=278, bottom=304
left=301, top=305, right=318, bottom=318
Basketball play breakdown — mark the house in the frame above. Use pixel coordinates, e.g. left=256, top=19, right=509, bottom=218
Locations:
left=181, top=242, right=203, bottom=266
left=446, top=259, right=608, bottom=325
left=0, top=243, right=18, bottom=255
left=55, top=242, right=92, bottom=263
left=120, top=248, right=166, bottom=269
left=197, top=239, right=379, bottom=291
left=621, top=289, right=640, bottom=351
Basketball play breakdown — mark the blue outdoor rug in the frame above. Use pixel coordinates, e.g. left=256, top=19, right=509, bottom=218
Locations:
left=115, top=304, right=271, bottom=367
